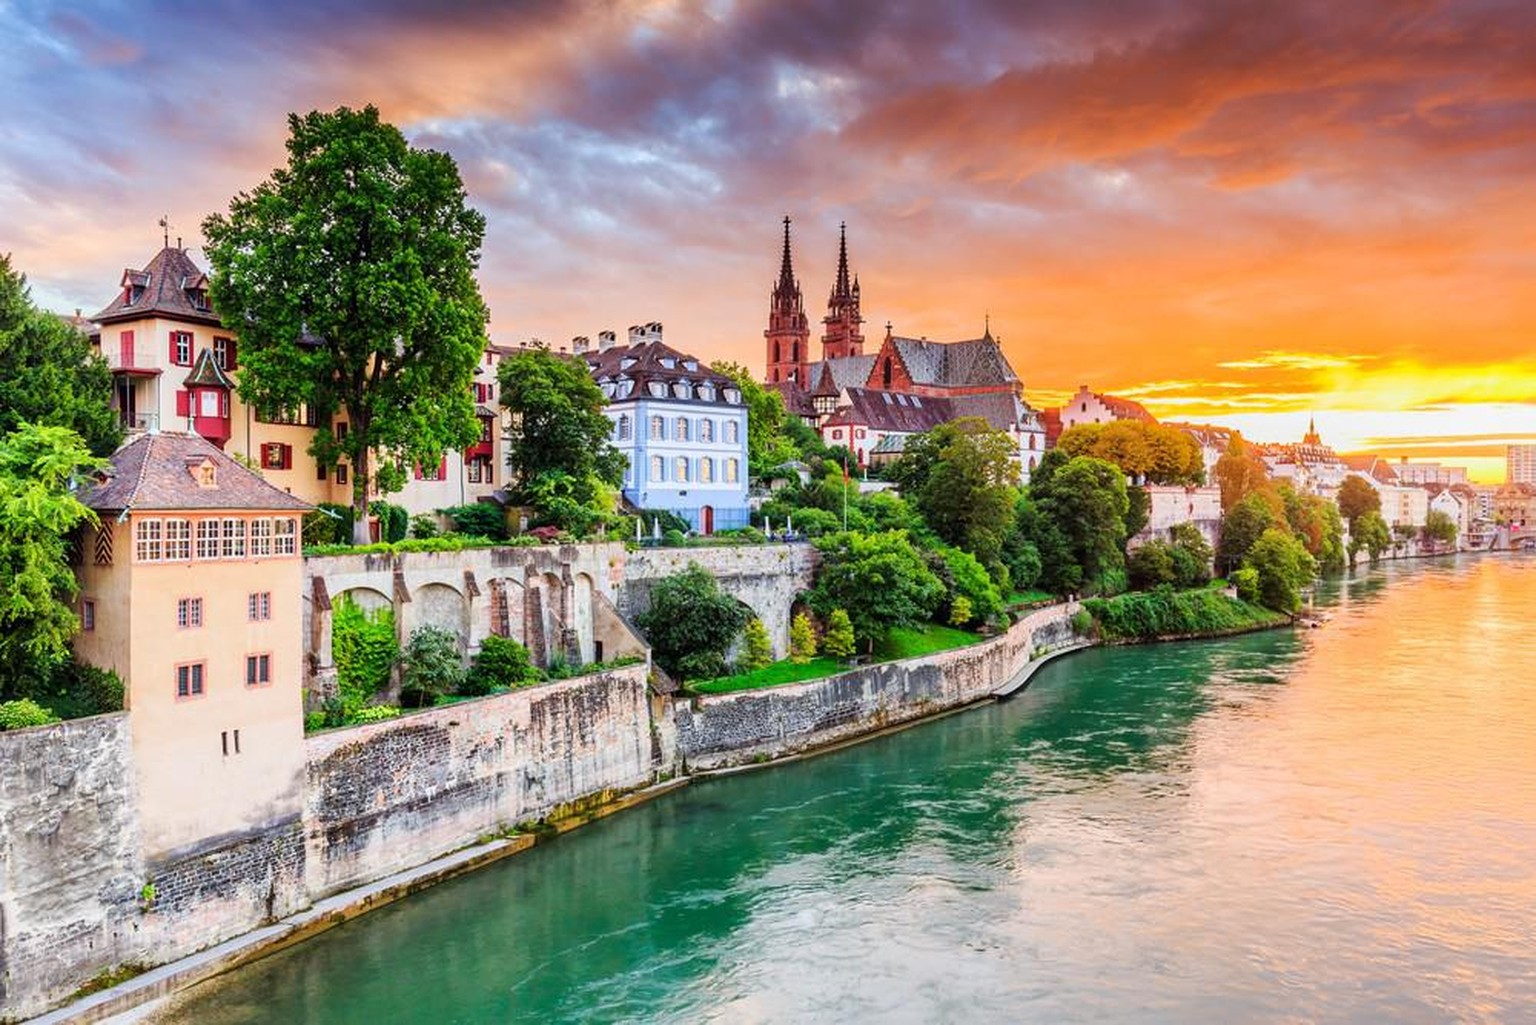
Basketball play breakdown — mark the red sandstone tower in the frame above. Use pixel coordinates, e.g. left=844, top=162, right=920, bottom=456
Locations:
left=764, top=217, right=811, bottom=385
left=821, top=222, right=864, bottom=360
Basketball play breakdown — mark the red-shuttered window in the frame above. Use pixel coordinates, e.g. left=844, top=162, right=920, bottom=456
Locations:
left=170, top=331, right=193, bottom=366
left=261, top=442, right=293, bottom=470
left=213, top=336, right=237, bottom=371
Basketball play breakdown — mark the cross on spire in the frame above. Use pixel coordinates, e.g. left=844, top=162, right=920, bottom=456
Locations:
left=777, top=215, right=795, bottom=292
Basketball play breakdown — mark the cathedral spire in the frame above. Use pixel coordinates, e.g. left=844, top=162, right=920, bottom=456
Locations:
left=822, top=221, right=864, bottom=360
left=777, top=215, right=796, bottom=293
left=833, top=221, right=852, bottom=301
left=765, top=216, right=810, bottom=386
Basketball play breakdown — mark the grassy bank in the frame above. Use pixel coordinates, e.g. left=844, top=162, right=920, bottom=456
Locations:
left=1082, top=588, right=1287, bottom=642
left=692, top=623, right=984, bottom=695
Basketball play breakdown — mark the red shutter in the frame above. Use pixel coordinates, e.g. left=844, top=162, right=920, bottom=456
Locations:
left=439, top=457, right=448, bottom=479
left=175, top=390, right=190, bottom=417
left=282, top=444, right=293, bottom=470
left=414, top=462, right=422, bottom=480
left=226, top=338, right=238, bottom=370
left=169, top=334, right=178, bottom=364
left=120, top=330, right=134, bottom=368
left=220, top=392, right=229, bottom=417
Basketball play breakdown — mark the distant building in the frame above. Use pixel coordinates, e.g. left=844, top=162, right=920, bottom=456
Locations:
left=1259, top=419, right=1347, bottom=497
left=1163, top=422, right=1234, bottom=481
left=1055, top=385, right=1157, bottom=433
left=1391, top=459, right=1468, bottom=486
left=1494, top=483, right=1536, bottom=527
left=582, top=324, right=750, bottom=533
left=74, top=432, right=309, bottom=860
left=1129, top=484, right=1224, bottom=552
left=1508, top=444, right=1536, bottom=485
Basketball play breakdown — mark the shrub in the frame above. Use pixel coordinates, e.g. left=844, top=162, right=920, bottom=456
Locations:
left=662, top=528, right=687, bottom=547
left=399, top=625, right=465, bottom=707
left=303, top=711, right=327, bottom=733
left=409, top=513, right=439, bottom=539
left=445, top=502, right=508, bottom=541
left=636, top=563, right=751, bottom=680
left=1230, top=567, right=1261, bottom=604
left=789, top=611, right=818, bottom=663
left=948, top=595, right=975, bottom=627
left=1127, top=541, right=1177, bottom=590
left=348, top=705, right=402, bottom=724
left=27, top=658, right=124, bottom=720
left=304, top=502, right=355, bottom=547
left=822, top=609, right=856, bottom=659
left=738, top=618, right=773, bottom=672
left=639, top=509, right=692, bottom=536
left=467, top=635, right=539, bottom=695
left=677, top=650, right=727, bottom=682
left=938, top=546, right=1002, bottom=624
left=0, top=698, right=58, bottom=731
left=1079, top=587, right=1283, bottom=640
left=331, top=596, right=398, bottom=713
left=369, top=501, right=409, bottom=543
left=1070, top=609, right=1093, bottom=636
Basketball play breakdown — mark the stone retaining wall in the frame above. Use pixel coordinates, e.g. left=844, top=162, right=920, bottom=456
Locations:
left=673, top=604, right=1079, bottom=771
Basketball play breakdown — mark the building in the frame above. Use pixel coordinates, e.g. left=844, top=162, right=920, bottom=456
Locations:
left=1493, top=483, right=1536, bottom=527
left=1508, top=444, right=1536, bottom=485
left=74, top=432, right=309, bottom=859
left=90, top=241, right=507, bottom=519
left=1163, top=422, right=1235, bottom=482
left=1130, top=485, right=1224, bottom=551
left=1391, top=459, right=1468, bottom=486
left=1425, top=484, right=1473, bottom=544
left=1055, top=385, right=1157, bottom=433
left=582, top=324, right=750, bottom=533
left=761, top=219, right=1045, bottom=478
left=1259, top=419, right=1347, bottom=497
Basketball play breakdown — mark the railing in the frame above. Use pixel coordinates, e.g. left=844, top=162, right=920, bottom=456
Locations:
left=103, top=344, right=148, bottom=371
left=120, top=411, right=160, bottom=433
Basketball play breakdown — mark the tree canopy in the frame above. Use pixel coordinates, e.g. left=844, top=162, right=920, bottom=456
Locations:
left=809, top=530, right=945, bottom=649
left=1424, top=509, right=1458, bottom=546
left=1027, top=455, right=1130, bottom=594
left=1214, top=432, right=1271, bottom=512
left=1217, top=489, right=1285, bottom=573
left=1243, top=528, right=1318, bottom=613
left=0, top=256, right=120, bottom=457
left=711, top=361, right=802, bottom=477
left=1055, top=420, right=1204, bottom=485
left=891, top=417, right=1019, bottom=570
left=1279, top=484, right=1346, bottom=574
left=1348, top=510, right=1393, bottom=564
left=1337, top=476, right=1381, bottom=528
left=636, top=563, right=751, bottom=681
left=202, top=105, right=489, bottom=542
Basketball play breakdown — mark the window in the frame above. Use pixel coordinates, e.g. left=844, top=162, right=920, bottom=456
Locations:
left=699, top=458, right=713, bottom=483
left=274, top=518, right=297, bottom=555
left=221, top=518, right=246, bottom=559
left=479, top=417, right=492, bottom=443
left=171, top=331, right=193, bottom=366
left=336, top=464, right=349, bottom=485
left=261, top=442, right=293, bottom=470
left=699, top=419, right=714, bottom=442
left=176, top=597, right=203, bottom=629
left=675, top=457, right=690, bottom=483
left=650, top=415, right=665, bottom=440
left=650, top=455, right=664, bottom=481
left=164, top=518, right=191, bottom=561
left=259, top=404, right=319, bottom=427
left=81, top=599, right=96, bottom=632
left=616, top=414, right=632, bottom=440
left=725, top=421, right=739, bottom=444
left=248, top=591, right=272, bottom=621
left=195, top=520, right=220, bottom=559
left=213, top=336, right=236, bottom=370
left=417, top=459, right=445, bottom=481
left=175, top=662, right=205, bottom=699
left=134, top=519, right=163, bottom=562
left=676, top=418, right=690, bottom=442
left=246, top=653, right=272, bottom=687
left=725, top=459, right=739, bottom=483
left=250, top=518, right=273, bottom=557
left=317, top=461, right=329, bottom=481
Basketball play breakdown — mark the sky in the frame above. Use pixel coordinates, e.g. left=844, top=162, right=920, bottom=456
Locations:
left=3, top=0, right=1533, bottom=481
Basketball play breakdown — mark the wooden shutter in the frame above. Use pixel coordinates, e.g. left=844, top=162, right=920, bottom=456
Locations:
left=175, top=390, right=190, bottom=417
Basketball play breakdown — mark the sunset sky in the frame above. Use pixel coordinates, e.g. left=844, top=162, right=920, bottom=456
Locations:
left=4, top=0, right=1533, bottom=480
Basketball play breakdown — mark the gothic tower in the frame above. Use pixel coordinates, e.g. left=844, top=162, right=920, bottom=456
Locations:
left=822, top=222, right=864, bottom=360
left=764, top=217, right=811, bottom=385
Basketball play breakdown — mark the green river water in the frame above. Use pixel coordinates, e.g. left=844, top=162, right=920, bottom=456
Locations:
left=155, top=555, right=1536, bottom=1023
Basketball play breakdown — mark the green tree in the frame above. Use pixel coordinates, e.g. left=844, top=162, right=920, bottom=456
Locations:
left=1337, top=476, right=1381, bottom=529
left=203, top=105, right=489, bottom=542
left=821, top=609, right=856, bottom=659
left=948, top=595, right=975, bottom=627
left=0, top=257, right=121, bottom=457
left=498, top=345, right=625, bottom=533
left=1056, top=421, right=1204, bottom=485
left=636, top=563, right=751, bottom=681
left=1028, top=455, right=1130, bottom=594
left=0, top=424, right=105, bottom=695
left=739, top=618, right=774, bottom=672
left=892, top=417, right=1020, bottom=569
left=809, top=530, right=945, bottom=650
left=1348, top=510, right=1393, bottom=565
left=330, top=595, right=399, bottom=713
left=1242, top=528, right=1318, bottom=613
left=1000, top=494, right=1044, bottom=591
left=937, top=546, right=1003, bottom=624
left=1424, top=509, right=1458, bottom=546
left=1217, top=490, right=1284, bottom=573
left=465, top=634, right=538, bottom=695
left=1168, top=522, right=1215, bottom=588
left=399, top=624, right=465, bottom=707
left=711, top=361, right=800, bottom=476
left=1214, top=432, right=1271, bottom=512
left=1279, top=484, right=1346, bottom=574
left=1127, top=541, right=1177, bottom=590
left=789, top=611, right=818, bottom=664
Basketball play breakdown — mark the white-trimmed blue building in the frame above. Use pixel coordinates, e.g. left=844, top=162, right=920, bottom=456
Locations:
left=580, top=324, right=750, bottom=533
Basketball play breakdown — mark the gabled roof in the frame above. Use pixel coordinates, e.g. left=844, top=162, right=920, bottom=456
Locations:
left=767, top=379, right=816, bottom=418
left=831, top=388, right=956, bottom=434
left=582, top=339, right=740, bottom=407
left=882, top=333, right=1019, bottom=389
left=182, top=347, right=234, bottom=389
left=82, top=432, right=310, bottom=513
left=1097, top=393, right=1155, bottom=423
left=807, top=354, right=877, bottom=392
left=811, top=362, right=840, bottom=399
left=1342, top=454, right=1398, bottom=483
left=93, top=246, right=223, bottom=327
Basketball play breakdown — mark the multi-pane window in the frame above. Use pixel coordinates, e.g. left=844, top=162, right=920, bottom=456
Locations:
left=134, top=519, right=163, bottom=562
left=249, top=518, right=273, bottom=557
left=81, top=599, right=96, bottom=631
left=213, top=336, right=234, bottom=370
left=196, top=520, right=220, bottom=559
left=175, top=662, right=205, bottom=698
left=221, top=518, right=246, bottom=559
left=675, top=457, right=690, bottom=483
left=246, top=653, right=271, bottom=687
left=650, top=415, right=665, bottom=440
left=650, top=455, right=664, bottom=482
left=699, top=458, right=713, bottom=483
left=676, top=418, right=690, bottom=442
left=176, top=597, right=203, bottom=629
left=274, top=518, right=297, bottom=555
left=725, top=458, right=740, bottom=483
left=248, top=591, right=272, bottom=621
left=699, top=419, right=714, bottom=442
left=171, top=331, right=193, bottom=366
left=617, top=414, right=632, bottom=440
left=164, top=518, right=191, bottom=561
left=725, top=421, right=739, bottom=444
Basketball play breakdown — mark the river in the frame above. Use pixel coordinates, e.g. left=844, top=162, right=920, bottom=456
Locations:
left=154, top=555, right=1536, bottom=1024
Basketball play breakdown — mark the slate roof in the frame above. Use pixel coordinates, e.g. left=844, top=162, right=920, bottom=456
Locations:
left=82, top=432, right=311, bottom=513
left=826, top=388, right=955, bottom=433
left=583, top=339, right=742, bottom=408
left=93, top=246, right=223, bottom=327
left=182, top=347, right=234, bottom=389
left=806, top=354, right=877, bottom=392
left=887, top=333, right=1018, bottom=388
left=1342, top=454, right=1398, bottom=483
left=1097, top=393, right=1156, bottom=423
left=768, top=380, right=816, bottom=418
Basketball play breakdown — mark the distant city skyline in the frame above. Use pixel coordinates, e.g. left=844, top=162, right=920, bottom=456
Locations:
left=4, top=0, right=1533, bottom=480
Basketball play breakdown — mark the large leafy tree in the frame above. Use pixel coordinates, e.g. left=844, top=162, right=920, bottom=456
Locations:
left=0, top=257, right=121, bottom=457
left=203, top=106, right=489, bottom=542
left=1242, top=528, right=1318, bottom=613
left=1348, top=510, right=1393, bottom=565
left=1056, top=420, right=1204, bottom=485
left=1217, top=489, right=1285, bottom=573
left=1028, top=455, right=1130, bottom=594
left=711, top=361, right=801, bottom=476
left=1279, top=484, right=1346, bottom=573
left=891, top=417, right=1018, bottom=569
left=809, top=530, right=945, bottom=651
left=636, top=563, right=751, bottom=682
left=498, top=345, right=624, bottom=532
left=0, top=424, right=105, bottom=695
left=1214, top=432, right=1271, bottom=512
left=1337, top=476, right=1381, bottom=529
left=1424, top=509, right=1458, bottom=546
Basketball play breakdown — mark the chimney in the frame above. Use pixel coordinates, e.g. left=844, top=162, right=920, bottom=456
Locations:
left=645, top=321, right=663, bottom=341
left=572, top=335, right=590, bottom=355
left=598, top=330, right=617, bottom=351
left=628, top=324, right=645, bottom=345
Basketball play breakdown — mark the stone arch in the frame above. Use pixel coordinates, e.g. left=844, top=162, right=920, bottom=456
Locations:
left=336, top=585, right=391, bottom=613
left=572, top=572, right=595, bottom=665
left=413, top=582, right=469, bottom=651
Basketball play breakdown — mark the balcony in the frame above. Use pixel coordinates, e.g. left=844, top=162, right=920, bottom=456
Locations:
left=119, top=411, right=160, bottom=433
left=102, top=343, right=161, bottom=375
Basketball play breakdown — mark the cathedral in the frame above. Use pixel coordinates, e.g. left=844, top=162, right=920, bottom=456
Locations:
left=762, top=219, right=1046, bottom=477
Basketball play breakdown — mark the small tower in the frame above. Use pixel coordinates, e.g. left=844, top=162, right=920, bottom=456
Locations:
left=764, top=216, right=811, bottom=385
left=822, top=222, right=865, bottom=361
left=1303, top=416, right=1321, bottom=447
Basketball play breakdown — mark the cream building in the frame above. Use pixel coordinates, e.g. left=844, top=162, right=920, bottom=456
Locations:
left=75, top=433, right=310, bottom=857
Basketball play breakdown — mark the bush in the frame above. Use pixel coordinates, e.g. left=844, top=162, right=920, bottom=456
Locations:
left=0, top=698, right=59, bottom=730
left=445, top=502, right=508, bottom=541
left=662, top=528, right=687, bottom=547
left=331, top=596, right=398, bottom=713
left=399, top=625, right=465, bottom=707
left=1229, top=567, right=1260, bottom=604
left=22, top=658, right=124, bottom=720
left=466, top=635, right=539, bottom=695
left=1070, top=609, right=1093, bottom=636
left=789, top=611, right=818, bottom=663
left=639, top=509, right=693, bottom=536
left=348, top=705, right=402, bottom=724
left=948, top=595, right=974, bottom=627
left=369, top=501, right=409, bottom=544
left=1127, top=541, right=1177, bottom=590
left=738, top=618, right=773, bottom=672
left=822, top=609, right=856, bottom=659
left=409, top=513, right=439, bottom=539
left=635, top=563, right=751, bottom=680
left=677, top=650, right=727, bottom=682
left=1081, top=587, right=1283, bottom=641
left=304, top=502, right=355, bottom=547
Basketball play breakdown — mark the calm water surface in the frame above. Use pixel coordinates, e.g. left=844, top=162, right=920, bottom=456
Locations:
left=156, top=555, right=1536, bottom=1023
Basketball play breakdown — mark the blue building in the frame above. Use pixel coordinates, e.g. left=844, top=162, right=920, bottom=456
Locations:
left=580, top=323, right=750, bottom=533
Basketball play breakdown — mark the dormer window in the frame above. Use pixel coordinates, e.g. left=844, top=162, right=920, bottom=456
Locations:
left=189, top=458, right=218, bottom=488
left=699, top=384, right=715, bottom=402
left=672, top=381, right=691, bottom=399
left=723, top=388, right=741, bottom=405
left=660, top=357, right=676, bottom=369
left=620, top=358, right=637, bottom=370
left=649, top=382, right=667, bottom=398
left=683, top=360, right=698, bottom=372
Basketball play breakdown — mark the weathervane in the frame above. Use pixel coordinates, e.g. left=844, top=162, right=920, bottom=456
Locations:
left=158, top=216, right=171, bottom=248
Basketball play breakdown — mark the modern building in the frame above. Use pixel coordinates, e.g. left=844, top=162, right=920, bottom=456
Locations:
left=1391, top=459, right=1468, bottom=486
left=582, top=324, right=750, bottom=532
left=1508, top=444, right=1536, bottom=485
left=74, top=432, right=309, bottom=859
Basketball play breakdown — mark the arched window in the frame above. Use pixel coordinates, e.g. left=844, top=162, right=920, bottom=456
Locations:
left=650, top=415, right=665, bottom=440
left=725, top=458, right=739, bottom=483
left=616, top=414, right=632, bottom=440
left=650, top=455, right=664, bottom=481
left=699, top=419, right=714, bottom=442
left=676, top=418, right=690, bottom=442
left=699, top=458, right=713, bottom=483
left=675, top=457, right=690, bottom=482
left=791, top=341, right=799, bottom=362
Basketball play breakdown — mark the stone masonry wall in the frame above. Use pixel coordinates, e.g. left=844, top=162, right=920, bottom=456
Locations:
left=673, top=604, right=1078, bottom=771
left=302, top=664, right=654, bottom=897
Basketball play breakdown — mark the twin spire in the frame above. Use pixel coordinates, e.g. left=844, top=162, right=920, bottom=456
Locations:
left=774, top=217, right=859, bottom=306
